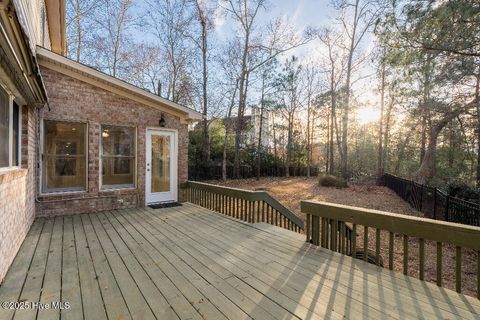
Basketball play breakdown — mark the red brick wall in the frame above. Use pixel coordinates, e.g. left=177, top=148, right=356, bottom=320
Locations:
left=0, top=105, right=37, bottom=283
left=36, top=66, right=189, bottom=216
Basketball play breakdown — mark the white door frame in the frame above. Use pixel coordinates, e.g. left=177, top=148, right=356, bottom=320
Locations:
left=145, top=128, right=178, bottom=204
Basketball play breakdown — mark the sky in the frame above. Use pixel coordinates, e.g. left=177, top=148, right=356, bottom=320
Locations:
left=132, top=0, right=381, bottom=123
left=210, top=0, right=380, bottom=123
left=215, top=0, right=334, bottom=37
left=214, top=0, right=335, bottom=58
left=211, top=0, right=381, bottom=121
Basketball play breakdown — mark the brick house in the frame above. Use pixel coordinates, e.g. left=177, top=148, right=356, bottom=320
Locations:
left=0, top=0, right=201, bottom=282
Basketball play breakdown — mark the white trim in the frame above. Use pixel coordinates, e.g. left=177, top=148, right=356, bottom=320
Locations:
left=8, top=95, right=13, bottom=166
left=0, top=167, right=23, bottom=174
left=16, top=104, right=22, bottom=166
left=36, top=47, right=202, bottom=121
left=40, top=119, right=88, bottom=194
left=99, top=124, right=137, bottom=191
left=145, top=128, right=178, bottom=205
left=0, top=84, right=21, bottom=169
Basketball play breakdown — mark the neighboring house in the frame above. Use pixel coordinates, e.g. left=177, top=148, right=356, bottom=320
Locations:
left=222, top=114, right=252, bottom=147
left=250, top=106, right=273, bottom=150
left=0, top=0, right=201, bottom=282
left=222, top=107, right=272, bottom=149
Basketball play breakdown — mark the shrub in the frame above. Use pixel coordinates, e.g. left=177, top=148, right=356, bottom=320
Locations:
left=319, top=175, right=348, bottom=188
left=447, top=182, right=480, bottom=204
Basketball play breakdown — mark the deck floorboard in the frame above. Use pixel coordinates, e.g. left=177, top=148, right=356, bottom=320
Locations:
left=157, top=204, right=478, bottom=319
left=0, top=203, right=479, bottom=320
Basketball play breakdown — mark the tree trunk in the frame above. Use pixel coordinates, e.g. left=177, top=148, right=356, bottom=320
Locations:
left=233, top=26, right=251, bottom=179
left=222, top=129, right=229, bottom=181
left=285, top=113, right=292, bottom=177
left=199, top=8, right=210, bottom=165
left=272, top=113, right=277, bottom=159
left=233, top=73, right=248, bottom=178
left=420, top=109, right=427, bottom=165
left=376, top=62, right=386, bottom=183
left=341, top=0, right=360, bottom=179
left=306, top=94, right=311, bottom=177
left=326, top=111, right=330, bottom=173
left=383, top=92, right=394, bottom=174
left=222, top=79, right=239, bottom=181
left=256, top=77, right=266, bottom=181
left=329, top=98, right=335, bottom=174
left=75, top=0, right=82, bottom=61
left=476, top=70, right=480, bottom=187
left=395, top=127, right=414, bottom=175
left=420, top=56, right=432, bottom=165
left=415, top=129, right=440, bottom=185
left=448, top=123, right=455, bottom=168
left=416, top=107, right=472, bottom=184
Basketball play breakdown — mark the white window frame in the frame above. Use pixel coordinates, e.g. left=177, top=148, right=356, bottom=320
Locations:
left=0, top=84, right=21, bottom=171
left=99, top=124, right=137, bottom=191
left=40, top=119, right=88, bottom=194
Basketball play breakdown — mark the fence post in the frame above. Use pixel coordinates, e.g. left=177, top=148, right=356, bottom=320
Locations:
left=433, top=188, right=437, bottom=220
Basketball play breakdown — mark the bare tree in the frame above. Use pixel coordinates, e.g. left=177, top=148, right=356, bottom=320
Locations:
left=318, top=29, right=348, bottom=175
left=66, top=0, right=98, bottom=61
left=148, top=0, right=194, bottom=103
left=188, top=0, right=217, bottom=163
left=376, top=49, right=386, bottom=181
left=476, top=68, right=480, bottom=187
left=275, top=56, right=304, bottom=177
left=335, top=0, right=385, bottom=178
left=221, top=0, right=313, bottom=178
left=85, top=0, right=136, bottom=77
left=303, top=61, right=322, bottom=177
left=125, top=44, right=166, bottom=93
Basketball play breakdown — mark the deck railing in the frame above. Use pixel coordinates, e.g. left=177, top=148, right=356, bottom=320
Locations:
left=182, top=181, right=304, bottom=232
left=301, top=200, right=480, bottom=298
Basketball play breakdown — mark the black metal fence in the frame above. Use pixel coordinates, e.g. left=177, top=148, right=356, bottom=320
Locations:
left=189, top=164, right=319, bottom=181
left=382, top=173, right=480, bottom=226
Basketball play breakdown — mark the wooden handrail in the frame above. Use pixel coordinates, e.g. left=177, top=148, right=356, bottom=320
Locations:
left=183, top=181, right=304, bottom=231
left=301, top=200, right=480, bottom=298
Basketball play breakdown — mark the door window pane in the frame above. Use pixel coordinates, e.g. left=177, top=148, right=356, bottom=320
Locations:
left=0, top=87, right=9, bottom=167
left=43, top=120, right=86, bottom=192
left=151, top=135, right=170, bottom=193
left=101, top=125, right=135, bottom=188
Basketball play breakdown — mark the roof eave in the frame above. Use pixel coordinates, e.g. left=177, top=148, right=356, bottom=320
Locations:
left=36, top=47, right=202, bottom=121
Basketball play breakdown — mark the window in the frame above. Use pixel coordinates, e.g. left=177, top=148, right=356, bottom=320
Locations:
left=0, top=86, right=20, bottom=168
left=43, top=120, right=86, bottom=192
left=101, top=125, right=135, bottom=189
left=13, top=102, right=19, bottom=165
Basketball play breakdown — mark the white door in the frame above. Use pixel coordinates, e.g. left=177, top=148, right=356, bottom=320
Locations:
left=145, top=129, right=177, bottom=204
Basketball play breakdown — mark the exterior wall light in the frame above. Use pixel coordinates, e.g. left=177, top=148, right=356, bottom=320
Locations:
left=159, top=114, right=166, bottom=127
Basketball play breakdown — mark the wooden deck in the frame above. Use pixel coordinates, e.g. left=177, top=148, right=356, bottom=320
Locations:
left=1, top=203, right=479, bottom=320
